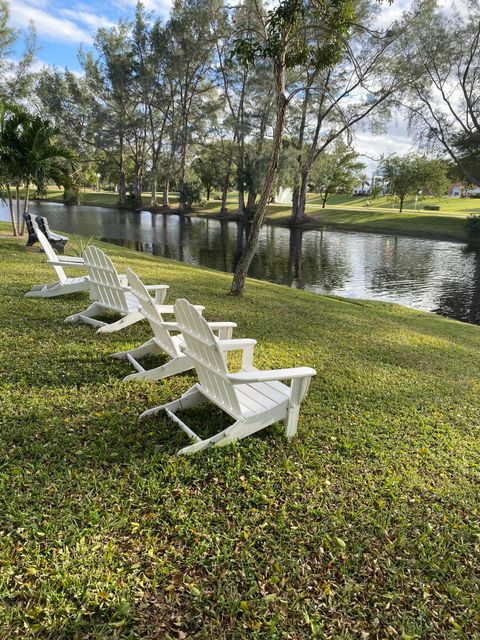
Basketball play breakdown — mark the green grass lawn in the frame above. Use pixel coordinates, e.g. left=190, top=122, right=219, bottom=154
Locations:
left=306, top=192, right=480, bottom=214
left=1, top=226, right=479, bottom=638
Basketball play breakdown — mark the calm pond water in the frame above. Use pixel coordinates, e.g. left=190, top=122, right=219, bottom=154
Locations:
left=2, top=200, right=480, bottom=324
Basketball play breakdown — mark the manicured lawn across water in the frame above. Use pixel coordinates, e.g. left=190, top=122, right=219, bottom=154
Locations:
left=34, top=187, right=480, bottom=242
left=0, top=227, right=479, bottom=637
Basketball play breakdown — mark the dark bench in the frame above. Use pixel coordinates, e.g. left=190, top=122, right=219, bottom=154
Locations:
left=24, top=213, right=68, bottom=254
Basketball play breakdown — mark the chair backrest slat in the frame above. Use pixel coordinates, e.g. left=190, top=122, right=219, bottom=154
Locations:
left=35, top=227, right=67, bottom=283
left=174, top=299, right=241, bottom=415
left=126, top=268, right=179, bottom=358
left=35, top=216, right=50, bottom=237
left=83, top=246, right=129, bottom=314
left=23, top=213, right=38, bottom=244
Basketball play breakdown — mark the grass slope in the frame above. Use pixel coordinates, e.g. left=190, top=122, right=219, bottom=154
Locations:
left=0, top=229, right=479, bottom=639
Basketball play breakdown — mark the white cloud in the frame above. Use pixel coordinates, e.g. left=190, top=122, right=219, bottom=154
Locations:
left=374, top=0, right=411, bottom=29
left=59, top=8, right=116, bottom=30
left=353, top=121, right=415, bottom=173
left=9, top=0, right=93, bottom=44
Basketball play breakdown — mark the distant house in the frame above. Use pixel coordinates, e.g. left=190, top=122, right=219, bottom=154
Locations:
left=448, top=182, right=480, bottom=197
left=448, top=183, right=463, bottom=197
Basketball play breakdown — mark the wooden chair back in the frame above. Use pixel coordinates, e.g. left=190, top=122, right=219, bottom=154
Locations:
left=36, top=227, right=67, bottom=283
left=83, top=246, right=130, bottom=314
left=174, top=298, right=241, bottom=415
left=126, top=268, right=179, bottom=358
left=23, top=213, right=38, bottom=245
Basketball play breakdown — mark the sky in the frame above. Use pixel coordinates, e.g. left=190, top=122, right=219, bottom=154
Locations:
left=9, top=0, right=424, bottom=174
left=10, top=0, right=173, bottom=70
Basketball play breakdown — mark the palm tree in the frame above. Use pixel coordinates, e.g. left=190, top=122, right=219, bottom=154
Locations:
left=0, top=103, right=75, bottom=236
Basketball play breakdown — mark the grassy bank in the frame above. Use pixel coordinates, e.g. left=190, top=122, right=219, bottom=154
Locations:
left=33, top=187, right=480, bottom=242
left=1, top=228, right=479, bottom=638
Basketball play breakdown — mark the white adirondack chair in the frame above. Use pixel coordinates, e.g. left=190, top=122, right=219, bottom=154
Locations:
left=140, top=298, right=316, bottom=455
left=111, top=268, right=237, bottom=382
left=65, top=245, right=171, bottom=334
left=25, top=227, right=89, bottom=298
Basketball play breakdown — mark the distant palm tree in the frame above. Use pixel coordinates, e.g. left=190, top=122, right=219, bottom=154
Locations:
left=0, top=103, right=75, bottom=236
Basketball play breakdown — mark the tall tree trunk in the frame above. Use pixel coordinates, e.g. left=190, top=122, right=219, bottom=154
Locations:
left=21, top=183, right=30, bottom=236
left=207, top=185, right=211, bottom=201
left=322, top=189, right=329, bottom=208
left=220, top=170, right=230, bottom=216
left=237, top=83, right=246, bottom=218
left=133, top=162, right=143, bottom=208
left=6, top=185, right=17, bottom=237
left=399, top=195, right=404, bottom=213
left=118, top=131, right=126, bottom=207
left=237, top=165, right=245, bottom=217
left=178, top=115, right=188, bottom=213
left=291, top=184, right=300, bottom=221
left=163, top=178, right=170, bottom=207
left=295, top=170, right=310, bottom=223
left=151, top=175, right=157, bottom=206
left=230, top=59, right=287, bottom=296
left=290, top=79, right=314, bottom=223
left=16, top=185, right=22, bottom=236
left=246, top=188, right=257, bottom=211
left=119, top=169, right=127, bottom=207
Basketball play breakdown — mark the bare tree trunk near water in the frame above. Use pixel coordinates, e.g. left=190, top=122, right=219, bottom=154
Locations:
left=6, top=185, right=17, bottom=236
left=230, top=59, right=287, bottom=296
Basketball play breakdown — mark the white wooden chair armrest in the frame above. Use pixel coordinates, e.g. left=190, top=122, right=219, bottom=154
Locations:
left=144, top=284, right=169, bottom=303
left=154, top=304, right=204, bottom=315
left=218, top=338, right=257, bottom=369
left=58, top=256, right=84, bottom=264
left=217, top=338, right=257, bottom=351
left=47, top=259, right=85, bottom=267
left=154, top=304, right=176, bottom=314
left=145, top=284, right=169, bottom=291
left=228, top=367, right=316, bottom=384
left=160, top=322, right=182, bottom=330
left=206, top=322, right=237, bottom=329
left=162, top=320, right=235, bottom=331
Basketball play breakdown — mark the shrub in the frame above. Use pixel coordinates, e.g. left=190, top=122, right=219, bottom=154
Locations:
left=182, top=180, right=205, bottom=209
left=424, top=204, right=440, bottom=211
left=466, top=214, right=480, bottom=242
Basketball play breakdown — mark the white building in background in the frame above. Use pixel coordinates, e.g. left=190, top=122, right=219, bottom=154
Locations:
left=449, top=183, right=463, bottom=197
left=448, top=183, right=480, bottom=197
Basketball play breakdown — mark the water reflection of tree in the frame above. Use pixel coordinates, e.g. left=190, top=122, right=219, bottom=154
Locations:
left=434, top=248, right=480, bottom=323
left=236, top=225, right=351, bottom=293
left=287, top=227, right=303, bottom=288
left=300, top=231, right=351, bottom=292
left=151, top=213, right=171, bottom=258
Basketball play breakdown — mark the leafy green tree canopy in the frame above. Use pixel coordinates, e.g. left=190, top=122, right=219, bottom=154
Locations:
left=379, top=153, right=449, bottom=212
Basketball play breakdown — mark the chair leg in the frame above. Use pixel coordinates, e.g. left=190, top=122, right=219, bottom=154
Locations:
left=175, top=419, right=244, bottom=455
left=123, top=354, right=192, bottom=382
left=111, top=338, right=160, bottom=361
left=285, top=377, right=310, bottom=438
left=139, top=385, right=205, bottom=421
left=64, top=302, right=103, bottom=324
left=96, top=311, right=144, bottom=334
